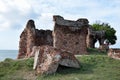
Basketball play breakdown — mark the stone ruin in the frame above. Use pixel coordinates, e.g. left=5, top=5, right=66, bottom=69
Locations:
left=17, top=15, right=99, bottom=74
left=108, top=48, right=120, bottom=60
left=33, top=45, right=80, bottom=74
left=53, top=15, right=89, bottom=54
left=86, top=26, right=109, bottom=51
left=18, top=15, right=118, bottom=75
left=17, top=15, right=119, bottom=75
left=18, top=16, right=90, bottom=59
left=17, top=20, right=53, bottom=59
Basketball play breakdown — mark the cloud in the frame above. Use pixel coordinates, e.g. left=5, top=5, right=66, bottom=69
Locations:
left=0, top=0, right=120, bottom=48
left=0, top=0, right=34, bottom=31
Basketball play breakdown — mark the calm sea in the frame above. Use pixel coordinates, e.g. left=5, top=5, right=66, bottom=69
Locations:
left=0, top=50, right=18, bottom=61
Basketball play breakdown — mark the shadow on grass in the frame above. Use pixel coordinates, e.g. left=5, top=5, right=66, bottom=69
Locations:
left=87, top=48, right=107, bottom=55
left=37, top=62, right=95, bottom=80
left=40, top=62, right=96, bottom=79
left=56, top=62, right=95, bottom=75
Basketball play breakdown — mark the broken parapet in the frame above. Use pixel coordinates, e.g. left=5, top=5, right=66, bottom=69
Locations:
left=18, top=20, right=36, bottom=59
left=108, top=48, right=120, bottom=60
left=53, top=15, right=89, bottom=55
left=17, top=20, right=53, bottom=59
left=33, top=45, right=80, bottom=75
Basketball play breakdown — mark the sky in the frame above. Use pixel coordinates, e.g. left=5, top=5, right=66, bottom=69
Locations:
left=0, top=0, right=120, bottom=50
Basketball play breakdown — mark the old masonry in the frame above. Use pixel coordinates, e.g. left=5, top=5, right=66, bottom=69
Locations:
left=18, top=15, right=108, bottom=74
left=18, top=15, right=90, bottom=59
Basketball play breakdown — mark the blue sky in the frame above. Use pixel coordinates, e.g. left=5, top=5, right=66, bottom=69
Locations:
left=0, top=0, right=120, bottom=49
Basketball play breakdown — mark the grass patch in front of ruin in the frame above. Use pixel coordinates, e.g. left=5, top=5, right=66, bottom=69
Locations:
left=0, top=50, right=120, bottom=80
left=37, top=55, right=120, bottom=80
left=87, top=48, right=107, bottom=55
left=0, top=58, right=36, bottom=80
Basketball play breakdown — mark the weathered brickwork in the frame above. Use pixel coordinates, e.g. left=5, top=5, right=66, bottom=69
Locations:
left=17, top=20, right=53, bottom=59
left=53, top=15, right=89, bottom=54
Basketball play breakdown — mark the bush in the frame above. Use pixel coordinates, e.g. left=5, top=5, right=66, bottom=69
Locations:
left=4, top=58, right=13, bottom=62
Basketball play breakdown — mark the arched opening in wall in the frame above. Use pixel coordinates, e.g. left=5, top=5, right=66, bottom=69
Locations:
left=95, top=40, right=99, bottom=48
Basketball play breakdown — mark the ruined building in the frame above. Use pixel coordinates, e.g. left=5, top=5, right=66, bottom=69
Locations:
left=86, top=26, right=107, bottom=50
left=18, top=15, right=89, bottom=58
left=53, top=15, right=89, bottom=54
left=108, top=48, right=120, bottom=60
left=17, top=20, right=53, bottom=59
left=33, top=45, right=80, bottom=74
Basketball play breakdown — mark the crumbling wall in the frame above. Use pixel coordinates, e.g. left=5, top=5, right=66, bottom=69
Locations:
left=86, top=26, right=96, bottom=48
left=108, top=48, right=120, bottom=60
left=35, top=29, right=53, bottom=46
left=18, top=15, right=93, bottom=59
left=18, top=20, right=35, bottom=59
left=99, top=43, right=109, bottom=52
left=33, top=45, right=80, bottom=75
left=17, top=20, right=53, bottom=59
left=53, top=15, right=89, bottom=55
left=26, top=20, right=36, bottom=57
left=18, top=30, right=27, bottom=59
left=87, top=26, right=106, bottom=48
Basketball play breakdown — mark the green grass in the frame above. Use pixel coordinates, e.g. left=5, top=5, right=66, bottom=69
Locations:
left=87, top=48, right=107, bottom=55
left=0, top=49, right=120, bottom=80
left=0, top=58, right=35, bottom=80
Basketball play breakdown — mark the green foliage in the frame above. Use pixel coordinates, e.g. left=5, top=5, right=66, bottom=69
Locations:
left=92, top=22, right=117, bottom=45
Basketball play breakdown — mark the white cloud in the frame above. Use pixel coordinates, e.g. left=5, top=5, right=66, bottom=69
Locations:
left=35, top=13, right=54, bottom=30
left=0, top=0, right=8, bottom=13
left=0, top=22, right=10, bottom=31
left=0, top=0, right=120, bottom=49
left=12, top=0, right=31, bottom=15
left=0, top=0, right=33, bottom=31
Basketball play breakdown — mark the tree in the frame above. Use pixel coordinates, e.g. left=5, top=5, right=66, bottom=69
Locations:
left=92, top=21, right=117, bottom=45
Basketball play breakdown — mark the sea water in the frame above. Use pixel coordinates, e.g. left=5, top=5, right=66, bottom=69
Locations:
left=0, top=50, right=18, bottom=61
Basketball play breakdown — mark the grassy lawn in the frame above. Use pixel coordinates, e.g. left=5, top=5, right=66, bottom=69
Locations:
left=0, top=49, right=120, bottom=80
